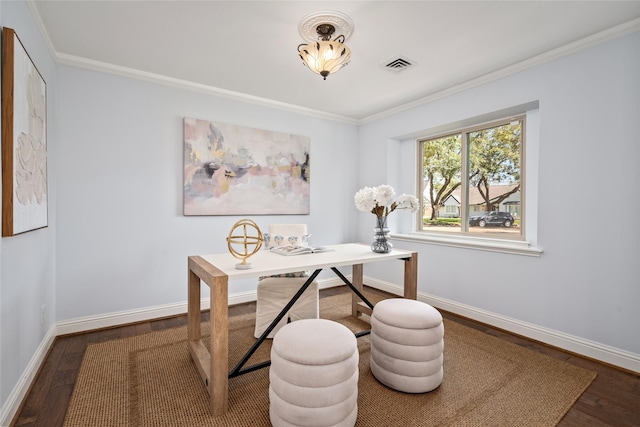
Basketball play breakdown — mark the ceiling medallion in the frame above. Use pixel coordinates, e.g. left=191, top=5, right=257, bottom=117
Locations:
left=298, top=11, right=354, bottom=42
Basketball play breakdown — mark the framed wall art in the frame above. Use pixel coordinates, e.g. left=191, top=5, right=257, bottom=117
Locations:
left=2, top=27, right=48, bottom=236
left=184, top=118, right=310, bottom=215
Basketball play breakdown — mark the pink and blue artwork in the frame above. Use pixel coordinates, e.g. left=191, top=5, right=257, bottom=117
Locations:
left=183, top=118, right=310, bottom=215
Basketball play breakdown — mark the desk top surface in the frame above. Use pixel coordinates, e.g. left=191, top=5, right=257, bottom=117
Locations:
left=194, top=243, right=415, bottom=279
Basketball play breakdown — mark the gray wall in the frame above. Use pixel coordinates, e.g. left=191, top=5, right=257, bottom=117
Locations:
left=0, top=0, right=57, bottom=416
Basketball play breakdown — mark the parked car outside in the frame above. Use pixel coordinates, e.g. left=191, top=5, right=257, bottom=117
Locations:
left=469, top=212, right=515, bottom=227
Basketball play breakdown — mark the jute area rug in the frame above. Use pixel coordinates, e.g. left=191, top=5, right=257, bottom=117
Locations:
left=63, top=292, right=596, bottom=426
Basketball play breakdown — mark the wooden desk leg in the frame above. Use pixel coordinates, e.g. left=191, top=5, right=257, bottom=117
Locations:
left=352, top=263, right=363, bottom=317
left=404, top=252, right=418, bottom=300
left=188, top=268, right=214, bottom=400
left=187, top=257, right=230, bottom=417
left=210, top=274, right=229, bottom=416
left=188, top=269, right=201, bottom=342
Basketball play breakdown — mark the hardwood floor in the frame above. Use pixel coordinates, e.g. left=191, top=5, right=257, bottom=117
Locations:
left=11, top=286, right=640, bottom=427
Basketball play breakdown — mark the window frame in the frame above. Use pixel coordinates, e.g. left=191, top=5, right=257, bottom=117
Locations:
left=402, top=111, right=542, bottom=255
left=418, top=115, right=526, bottom=239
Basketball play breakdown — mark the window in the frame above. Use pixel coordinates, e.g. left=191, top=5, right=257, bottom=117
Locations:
left=444, top=205, right=459, bottom=216
left=419, top=116, right=524, bottom=240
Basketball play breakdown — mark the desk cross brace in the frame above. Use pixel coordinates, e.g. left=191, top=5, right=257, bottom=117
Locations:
left=228, top=267, right=375, bottom=378
left=330, top=267, right=375, bottom=310
left=228, top=268, right=322, bottom=378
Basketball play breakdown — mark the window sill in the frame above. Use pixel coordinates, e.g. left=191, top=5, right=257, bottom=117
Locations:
left=391, top=232, right=543, bottom=257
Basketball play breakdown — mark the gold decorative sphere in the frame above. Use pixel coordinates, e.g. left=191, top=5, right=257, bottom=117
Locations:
left=226, top=219, right=264, bottom=269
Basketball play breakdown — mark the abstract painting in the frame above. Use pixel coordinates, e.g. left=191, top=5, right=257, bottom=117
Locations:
left=1, top=28, right=48, bottom=236
left=183, top=118, right=310, bottom=215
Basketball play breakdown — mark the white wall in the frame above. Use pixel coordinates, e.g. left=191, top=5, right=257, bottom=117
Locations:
left=0, top=0, right=57, bottom=419
left=54, top=66, right=359, bottom=321
left=357, top=32, right=640, bottom=361
left=1, top=0, right=638, bottom=422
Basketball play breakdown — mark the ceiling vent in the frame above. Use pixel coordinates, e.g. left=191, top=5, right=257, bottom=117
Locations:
left=383, top=57, right=414, bottom=72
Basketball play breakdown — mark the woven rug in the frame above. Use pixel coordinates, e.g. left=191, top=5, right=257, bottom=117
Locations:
left=63, top=292, right=596, bottom=426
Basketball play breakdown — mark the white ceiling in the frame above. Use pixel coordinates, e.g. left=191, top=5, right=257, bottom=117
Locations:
left=30, top=1, right=640, bottom=122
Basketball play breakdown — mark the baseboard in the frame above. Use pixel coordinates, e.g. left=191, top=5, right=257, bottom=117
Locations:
left=364, top=277, right=640, bottom=373
left=0, top=325, right=56, bottom=427
left=55, top=277, right=345, bottom=336
left=54, top=275, right=640, bottom=372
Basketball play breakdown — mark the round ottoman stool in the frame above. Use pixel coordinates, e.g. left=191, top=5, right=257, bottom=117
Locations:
left=269, top=319, right=359, bottom=427
left=370, top=298, right=444, bottom=393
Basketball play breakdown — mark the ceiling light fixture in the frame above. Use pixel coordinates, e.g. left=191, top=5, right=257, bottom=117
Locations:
left=297, top=12, right=353, bottom=80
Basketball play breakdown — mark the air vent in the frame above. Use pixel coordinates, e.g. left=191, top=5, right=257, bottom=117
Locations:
left=383, top=57, right=414, bottom=72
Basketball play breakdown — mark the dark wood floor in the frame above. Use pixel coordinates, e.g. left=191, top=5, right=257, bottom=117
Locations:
left=11, top=286, right=640, bottom=427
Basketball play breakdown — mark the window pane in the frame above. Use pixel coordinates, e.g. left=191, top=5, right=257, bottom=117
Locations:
left=419, top=116, right=524, bottom=240
left=467, top=121, right=522, bottom=237
left=422, top=134, right=462, bottom=233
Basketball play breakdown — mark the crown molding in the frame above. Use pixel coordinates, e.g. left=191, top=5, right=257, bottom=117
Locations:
left=54, top=53, right=359, bottom=125
left=26, top=1, right=639, bottom=126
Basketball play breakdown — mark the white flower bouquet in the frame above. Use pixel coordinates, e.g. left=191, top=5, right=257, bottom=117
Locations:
left=354, top=185, right=419, bottom=228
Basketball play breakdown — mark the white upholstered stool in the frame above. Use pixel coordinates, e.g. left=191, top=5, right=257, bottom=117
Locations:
left=370, top=298, right=444, bottom=393
left=269, top=319, right=359, bottom=427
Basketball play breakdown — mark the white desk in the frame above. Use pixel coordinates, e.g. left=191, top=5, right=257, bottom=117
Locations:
left=187, top=243, right=418, bottom=416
